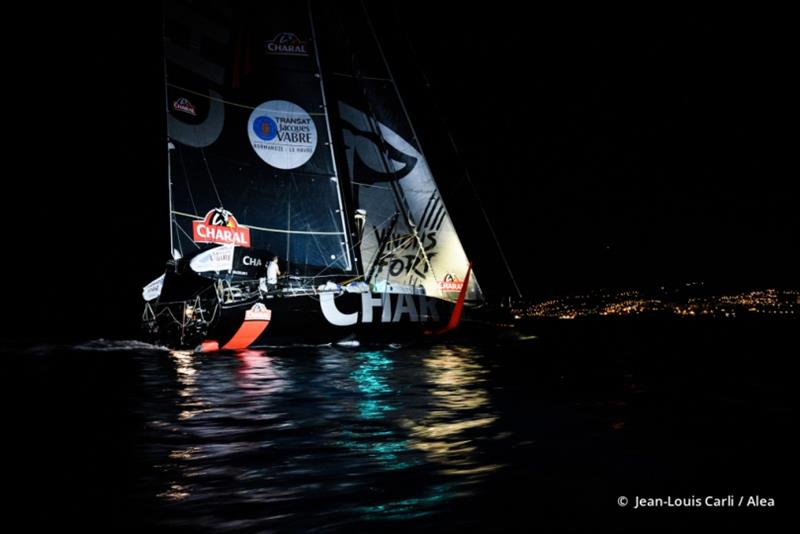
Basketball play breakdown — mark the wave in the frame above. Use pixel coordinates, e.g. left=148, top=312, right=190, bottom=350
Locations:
left=72, top=339, right=171, bottom=352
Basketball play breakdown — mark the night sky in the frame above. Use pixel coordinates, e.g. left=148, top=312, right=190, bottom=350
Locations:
left=9, top=4, right=796, bottom=340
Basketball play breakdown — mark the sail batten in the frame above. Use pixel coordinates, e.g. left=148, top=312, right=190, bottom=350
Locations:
left=172, top=211, right=346, bottom=236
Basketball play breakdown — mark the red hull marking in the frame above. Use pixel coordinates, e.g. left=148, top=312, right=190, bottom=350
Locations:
left=222, top=320, right=270, bottom=350
left=431, top=262, right=472, bottom=336
left=197, top=340, right=220, bottom=352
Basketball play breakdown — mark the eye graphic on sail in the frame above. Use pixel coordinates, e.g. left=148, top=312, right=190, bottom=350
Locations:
left=341, top=119, right=418, bottom=183
left=338, top=102, right=482, bottom=302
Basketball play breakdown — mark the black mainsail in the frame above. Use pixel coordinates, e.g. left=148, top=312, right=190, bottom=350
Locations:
left=164, top=1, right=351, bottom=278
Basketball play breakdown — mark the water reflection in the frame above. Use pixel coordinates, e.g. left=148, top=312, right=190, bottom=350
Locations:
left=339, top=346, right=502, bottom=520
left=169, top=350, right=205, bottom=421
left=353, top=483, right=452, bottom=521
left=156, top=350, right=207, bottom=501
left=339, top=351, right=411, bottom=470
left=143, top=345, right=504, bottom=526
left=405, top=347, right=500, bottom=476
left=352, top=351, right=394, bottom=419
left=235, top=349, right=287, bottom=398
left=158, top=349, right=291, bottom=503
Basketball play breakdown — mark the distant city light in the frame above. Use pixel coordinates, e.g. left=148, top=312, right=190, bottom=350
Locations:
left=511, top=288, right=799, bottom=319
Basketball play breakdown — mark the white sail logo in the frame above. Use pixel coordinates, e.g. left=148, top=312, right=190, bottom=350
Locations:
left=248, top=100, right=317, bottom=169
left=192, top=208, right=251, bottom=247
left=245, top=303, right=272, bottom=321
left=265, top=32, right=309, bottom=56
left=189, top=244, right=235, bottom=273
left=172, top=97, right=197, bottom=116
left=319, top=292, right=439, bottom=326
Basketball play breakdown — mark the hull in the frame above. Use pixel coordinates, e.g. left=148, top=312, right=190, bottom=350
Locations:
left=144, top=290, right=460, bottom=350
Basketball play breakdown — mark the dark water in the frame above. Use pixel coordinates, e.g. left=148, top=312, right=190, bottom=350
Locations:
left=8, top=320, right=796, bottom=531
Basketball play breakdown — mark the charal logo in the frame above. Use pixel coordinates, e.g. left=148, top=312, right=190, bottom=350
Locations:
left=192, top=208, right=251, bottom=247
left=265, top=32, right=309, bottom=56
left=245, top=303, right=272, bottom=321
left=248, top=100, right=317, bottom=169
left=320, top=292, right=440, bottom=326
left=439, top=273, right=464, bottom=292
left=242, top=255, right=262, bottom=267
left=172, top=97, right=197, bottom=116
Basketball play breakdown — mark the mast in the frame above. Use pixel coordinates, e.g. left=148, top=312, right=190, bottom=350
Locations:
left=166, top=140, right=175, bottom=257
left=308, top=0, right=354, bottom=273
left=286, top=197, right=291, bottom=274
left=162, top=13, right=176, bottom=257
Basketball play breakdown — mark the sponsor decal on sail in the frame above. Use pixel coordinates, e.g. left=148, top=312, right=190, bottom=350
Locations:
left=190, top=244, right=235, bottom=273
left=248, top=100, right=317, bottom=169
left=142, top=274, right=165, bottom=301
left=265, top=32, right=309, bottom=56
left=245, top=302, right=272, bottom=321
left=439, top=273, right=464, bottom=292
left=172, top=97, right=197, bottom=116
left=192, top=208, right=251, bottom=247
left=338, top=103, right=480, bottom=299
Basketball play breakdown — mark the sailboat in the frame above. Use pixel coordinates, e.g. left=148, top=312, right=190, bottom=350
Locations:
left=142, top=0, right=484, bottom=350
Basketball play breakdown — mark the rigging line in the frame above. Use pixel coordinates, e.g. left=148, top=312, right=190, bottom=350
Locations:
left=163, top=13, right=175, bottom=257
left=166, top=82, right=328, bottom=116
left=176, top=147, right=199, bottom=215
left=308, top=228, right=330, bottom=268
left=200, top=165, right=351, bottom=182
left=306, top=241, right=344, bottom=280
left=334, top=19, right=411, bottom=209
left=308, top=0, right=354, bottom=274
left=332, top=72, right=392, bottom=82
left=375, top=233, right=415, bottom=250
left=351, top=210, right=397, bottom=250
left=309, top=211, right=402, bottom=282
left=175, top=223, right=202, bottom=249
left=172, top=148, right=195, bottom=258
left=351, top=181, right=392, bottom=190
left=199, top=147, right=223, bottom=207
left=286, top=174, right=293, bottom=275
left=172, top=210, right=345, bottom=235
left=361, top=1, right=427, bottom=165
left=359, top=0, right=438, bottom=284
left=395, top=12, right=523, bottom=299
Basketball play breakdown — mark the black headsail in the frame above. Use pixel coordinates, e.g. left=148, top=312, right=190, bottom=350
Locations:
left=163, top=0, right=352, bottom=281
left=316, top=1, right=483, bottom=302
